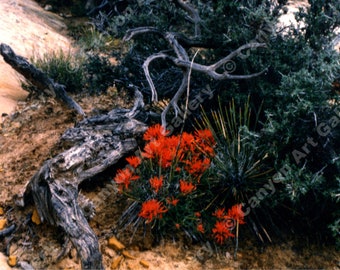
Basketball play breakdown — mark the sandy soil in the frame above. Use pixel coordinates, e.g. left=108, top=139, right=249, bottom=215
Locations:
left=0, top=0, right=72, bottom=118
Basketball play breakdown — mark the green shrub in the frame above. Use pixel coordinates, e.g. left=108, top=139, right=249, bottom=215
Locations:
left=30, top=47, right=117, bottom=95
left=31, top=50, right=85, bottom=93
left=83, top=54, right=115, bottom=95
left=77, top=26, right=115, bottom=53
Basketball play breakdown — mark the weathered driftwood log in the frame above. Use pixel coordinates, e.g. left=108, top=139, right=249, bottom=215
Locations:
left=0, top=43, right=85, bottom=116
left=18, top=91, right=147, bottom=269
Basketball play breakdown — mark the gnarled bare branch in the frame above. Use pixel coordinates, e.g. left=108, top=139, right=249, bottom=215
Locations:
left=142, top=53, right=169, bottom=102
left=124, top=27, right=268, bottom=128
left=174, top=0, right=202, bottom=37
left=123, top=27, right=162, bottom=42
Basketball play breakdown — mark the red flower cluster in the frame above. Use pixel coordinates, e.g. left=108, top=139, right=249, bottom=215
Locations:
left=141, top=124, right=215, bottom=174
left=113, top=124, right=217, bottom=232
left=179, top=179, right=196, bottom=194
left=126, top=156, right=141, bottom=168
left=143, top=124, right=169, bottom=141
left=138, top=199, right=168, bottom=223
left=113, top=125, right=248, bottom=246
left=212, top=221, right=235, bottom=244
left=114, top=124, right=215, bottom=196
left=149, top=176, right=163, bottom=193
left=211, top=204, right=245, bottom=244
left=227, top=204, right=245, bottom=224
left=114, top=168, right=139, bottom=190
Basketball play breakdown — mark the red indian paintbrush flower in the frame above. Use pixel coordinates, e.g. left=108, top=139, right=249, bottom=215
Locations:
left=126, top=156, right=141, bottom=168
left=143, top=124, right=169, bottom=141
left=185, top=158, right=211, bottom=177
left=149, top=176, right=163, bottom=193
left=179, top=180, right=196, bottom=194
left=158, top=146, right=177, bottom=168
left=197, top=223, right=205, bottom=233
left=180, top=132, right=195, bottom=152
left=139, top=199, right=168, bottom=223
left=212, top=221, right=235, bottom=244
left=114, top=168, right=139, bottom=190
left=142, top=140, right=161, bottom=159
left=227, top=204, right=245, bottom=224
left=166, top=197, right=179, bottom=206
left=194, top=129, right=215, bottom=145
left=212, top=208, right=227, bottom=220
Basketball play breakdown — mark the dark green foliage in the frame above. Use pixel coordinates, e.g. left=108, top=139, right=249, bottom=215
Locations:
left=106, top=0, right=281, bottom=97
left=83, top=54, right=115, bottom=94
left=90, top=0, right=340, bottom=244
left=31, top=50, right=85, bottom=93
left=38, top=0, right=90, bottom=16
left=30, top=49, right=116, bottom=95
left=76, top=26, right=116, bottom=53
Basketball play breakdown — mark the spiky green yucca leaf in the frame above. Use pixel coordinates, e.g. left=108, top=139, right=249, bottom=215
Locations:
left=195, top=97, right=277, bottom=243
left=196, top=97, right=272, bottom=204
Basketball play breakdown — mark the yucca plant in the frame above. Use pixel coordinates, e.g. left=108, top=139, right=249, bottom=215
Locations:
left=196, top=97, right=275, bottom=243
left=197, top=97, right=271, bottom=201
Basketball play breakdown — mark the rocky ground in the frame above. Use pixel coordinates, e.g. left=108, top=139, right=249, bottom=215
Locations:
left=0, top=0, right=339, bottom=269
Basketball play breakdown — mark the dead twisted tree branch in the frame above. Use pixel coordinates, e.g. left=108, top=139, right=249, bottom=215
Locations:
left=124, top=27, right=267, bottom=128
left=1, top=43, right=149, bottom=269
left=17, top=92, right=147, bottom=269
left=174, top=0, right=202, bottom=37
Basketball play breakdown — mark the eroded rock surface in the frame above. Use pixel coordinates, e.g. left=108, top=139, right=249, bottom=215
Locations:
left=0, top=0, right=72, bottom=117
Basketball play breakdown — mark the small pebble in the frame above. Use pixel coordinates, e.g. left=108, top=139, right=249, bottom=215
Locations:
left=139, top=260, right=150, bottom=268
left=0, top=218, right=7, bottom=230
left=8, top=255, right=17, bottom=267
left=108, top=236, right=125, bottom=251
left=44, top=5, right=53, bottom=11
left=110, top=255, right=123, bottom=269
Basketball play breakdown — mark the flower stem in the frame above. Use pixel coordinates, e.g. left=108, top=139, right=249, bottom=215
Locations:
left=234, top=219, right=239, bottom=260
